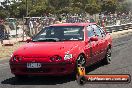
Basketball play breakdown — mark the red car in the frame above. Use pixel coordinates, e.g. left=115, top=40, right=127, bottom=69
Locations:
left=9, top=23, right=112, bottom=78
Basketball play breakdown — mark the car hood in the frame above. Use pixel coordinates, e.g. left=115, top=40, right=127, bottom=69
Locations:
left=14, top=41, right=83, bottom=57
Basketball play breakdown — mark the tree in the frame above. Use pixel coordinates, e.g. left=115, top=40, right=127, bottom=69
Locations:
left=29, top=1, right=47, bottom=16
left=0, top=0, right=11, bottom=18
left=117, top=0, right=132, bottom=13
left=0, top=10, right=7, bottom=19
left=101, top=0, right=117, bottom=14
left=0, top=0, right=131, bottom=18
left=6, top=0, right=47, bottom=17
left=85, top=0, right=101, bottom=15
left=48, top=0, right=71, bottom=14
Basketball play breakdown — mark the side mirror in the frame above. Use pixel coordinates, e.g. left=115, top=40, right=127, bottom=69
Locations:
left=26, top=39, right=32, bottom=43
left=90, top=36, right=98, bottom=41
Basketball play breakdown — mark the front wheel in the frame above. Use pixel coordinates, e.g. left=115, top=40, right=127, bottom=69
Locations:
left=76, top=55, right=86, bottom=67
left=71, top=54, right=86, bottom=77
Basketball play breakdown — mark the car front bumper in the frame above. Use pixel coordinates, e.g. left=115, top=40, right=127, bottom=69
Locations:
left=10, top=62, right=76, bottom=76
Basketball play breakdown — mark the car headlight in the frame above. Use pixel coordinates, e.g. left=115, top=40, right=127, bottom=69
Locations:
left=64, top=54, right=72, bottom=60
left=12, top=56, right=22, bottom=62
left=50, top=55, right=62, bottom=61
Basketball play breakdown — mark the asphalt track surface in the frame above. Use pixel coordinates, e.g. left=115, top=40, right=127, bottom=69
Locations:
left=0, top=33, right=132, bottom=88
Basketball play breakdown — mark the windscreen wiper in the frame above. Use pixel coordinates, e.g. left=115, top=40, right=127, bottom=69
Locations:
left=33, top=38, right=60, bottom=42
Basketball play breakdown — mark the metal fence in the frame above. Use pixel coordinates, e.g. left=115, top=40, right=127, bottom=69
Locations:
left=1, top=14, right=132, bottom=42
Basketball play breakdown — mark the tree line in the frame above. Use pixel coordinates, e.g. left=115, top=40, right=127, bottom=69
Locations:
left=0, top=0, right=131, bottom=19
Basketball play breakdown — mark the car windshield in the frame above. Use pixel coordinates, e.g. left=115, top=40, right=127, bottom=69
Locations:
left=32, top=26, right=84, bottom=42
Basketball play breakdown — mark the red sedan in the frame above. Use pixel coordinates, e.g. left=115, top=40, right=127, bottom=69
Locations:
left=9, top=23, right=112, bottom=78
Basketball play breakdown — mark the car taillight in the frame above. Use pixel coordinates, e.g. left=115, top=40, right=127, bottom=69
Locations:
left=12, top=56, right=22, bottom=62
left=50, top=55, right=62, bottom=62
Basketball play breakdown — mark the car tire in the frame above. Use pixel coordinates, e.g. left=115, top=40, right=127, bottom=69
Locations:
left=74, top=55, right=86, bottom=79
left=72, top=54, right=86, bottom=76
left=76, top=76, right=87, bottom=85
left=103, top=48, right=112, bottom=64
left=76, top=54, right=86, bottom=67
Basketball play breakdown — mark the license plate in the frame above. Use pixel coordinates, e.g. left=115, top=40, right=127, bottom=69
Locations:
left=27, top=63, right=41, bottom=68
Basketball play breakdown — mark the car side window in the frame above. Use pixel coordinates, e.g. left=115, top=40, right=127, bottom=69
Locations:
left=91, top=25, right=102, bottom=39
left=87, top=26, right=95, bottom=37
left=97, top=26, right=106, bottom=37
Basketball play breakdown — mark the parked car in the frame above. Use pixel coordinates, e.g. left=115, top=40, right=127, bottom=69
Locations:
left=9, top=23, right=112, bottom=78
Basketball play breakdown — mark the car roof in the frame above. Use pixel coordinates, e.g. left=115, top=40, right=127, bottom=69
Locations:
left=50, top=23, right=96, bottom=27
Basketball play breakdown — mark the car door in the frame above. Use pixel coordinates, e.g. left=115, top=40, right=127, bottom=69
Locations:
left=97, top=26, right=108, bottom=59
left=85, top=25, right=99, bottom=65
left=91, top=24, right=105, bottom=61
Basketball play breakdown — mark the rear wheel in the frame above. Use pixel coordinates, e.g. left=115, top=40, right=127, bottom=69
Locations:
left=103, top=48, right=112, bottom=64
